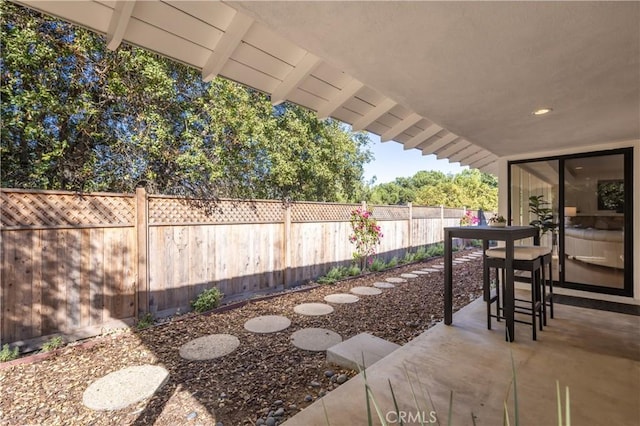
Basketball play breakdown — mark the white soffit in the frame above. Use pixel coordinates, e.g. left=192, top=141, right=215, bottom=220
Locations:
left=13, top=1, right=640, bottom=174
left=13, top=0, right=495, bottom=171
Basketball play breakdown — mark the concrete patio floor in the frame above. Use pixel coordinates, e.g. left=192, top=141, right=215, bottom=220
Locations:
left=284, top=295, right=640, bottom=425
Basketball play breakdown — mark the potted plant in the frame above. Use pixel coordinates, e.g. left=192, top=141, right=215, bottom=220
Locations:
left=488, top=214, right=507, bottom=227
left=528, top=195, right=557, bottom=237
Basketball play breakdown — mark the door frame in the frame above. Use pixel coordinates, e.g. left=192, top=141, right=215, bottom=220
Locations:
left=508, top=147, right=634, bottom=297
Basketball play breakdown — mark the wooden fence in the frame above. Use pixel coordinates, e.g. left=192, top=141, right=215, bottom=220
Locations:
left=0, top=188, right=465, bottom=346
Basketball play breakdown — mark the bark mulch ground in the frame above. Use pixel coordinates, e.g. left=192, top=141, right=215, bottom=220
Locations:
left=0, top=250, right=484, bottom=426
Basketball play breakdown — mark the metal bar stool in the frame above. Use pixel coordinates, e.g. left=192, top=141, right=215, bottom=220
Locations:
left=483, top=246, right=549, bottom=340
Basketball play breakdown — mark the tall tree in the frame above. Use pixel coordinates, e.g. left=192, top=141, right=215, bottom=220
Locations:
left=369, top=168, right=498, bottom=210
left=1, top=2, right=371, bottom=202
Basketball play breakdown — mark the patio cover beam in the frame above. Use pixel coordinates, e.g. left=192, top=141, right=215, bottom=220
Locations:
left=460, top=150, right=493, bottom=166
left=469, top=153, right=497, bottom=169
left=202, top=12, right=254, bottom=83
left=381, top=113, right=423, bottom=142
left=421, top=133, right=458, bottom=156
left=403, top=123, right=442, bottom=150
left=317, top=79, right=364, bottom=119
left=271, top=52, right=321, bottom=106
left=106, top=1, right=136, bottom=51
left=351, top=98, right=396, bottom=132
left=436, top=139, right=471, bottom=160
left=449, top=144, right=484, bottom=163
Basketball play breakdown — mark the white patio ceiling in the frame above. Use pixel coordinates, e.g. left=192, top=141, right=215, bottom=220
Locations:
left=14, top=1, right=640, bottom=176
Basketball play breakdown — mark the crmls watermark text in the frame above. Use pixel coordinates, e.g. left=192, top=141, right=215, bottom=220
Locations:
left=385, top=411, right=438, bottom=424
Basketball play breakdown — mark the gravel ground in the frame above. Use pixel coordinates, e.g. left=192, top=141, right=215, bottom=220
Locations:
left=0, top=250, right=484, bottom=426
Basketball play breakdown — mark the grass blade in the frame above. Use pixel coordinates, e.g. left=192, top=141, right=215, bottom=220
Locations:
left=503, top=401, right=511, bottom=426
left=556, top=380, right=562, bottom=426
left=321, top=398, right=331, bottom=426
left=403, top=365, right=426, bottom=426
left=388, top=379, right=404, bottom=426
left=565, top=385, right=571, bottom=426
left=509, top=349, right=519, bottom=426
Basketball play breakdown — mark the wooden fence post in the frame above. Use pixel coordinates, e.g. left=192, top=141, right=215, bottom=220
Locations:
left=135, top=187, right=149, bottom=317
left=407, top=202, right=413, bottom=252
left=283, top=204, right=292, bottom=289
left=440, top=205, right=445, bottom=242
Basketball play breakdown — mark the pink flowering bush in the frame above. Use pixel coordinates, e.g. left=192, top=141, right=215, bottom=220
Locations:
left=349, top=207, right=383, bottom=269
left=460, top=210, right=479, bottom=226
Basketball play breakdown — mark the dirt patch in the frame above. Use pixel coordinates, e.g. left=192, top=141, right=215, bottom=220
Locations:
left=0, top=251, right=484, bottom=425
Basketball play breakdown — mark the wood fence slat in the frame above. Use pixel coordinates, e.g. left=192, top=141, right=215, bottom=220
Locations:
left=67, top=230, right=82, bottom=329
left=39, top=230, right=55, bottom=336
left=55, top=230, right=68, bottom=333
left=31, top=230, right=43, bottom=340
left=80, top=228, right=91, bottom=327
left=2, top=231, right=17, bottom=341
left=89, top=228, right=104, bottom=326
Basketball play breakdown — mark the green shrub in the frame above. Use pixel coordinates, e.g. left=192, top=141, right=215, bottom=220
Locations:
left=413, top=247, right=428, bottom=261
left=0, top=344, right=19, bottom=362
left=470, top=239, right=483, bottom=248
left=368, top=257, right=386, bottom=272
left=42, top=336, right=64, bottom=352
left=427, top=243, right=445, bottom=258
left=401, top=252, right=416, bottom=264
left=317, top=266, right=348, bottom=284
left=136, top=312, right=154, bottom=330
left=386, top=256, right=399, bottom=268
left=191, top=287, right=223, bottom=313
left=347, top=265, right=361, bottom=276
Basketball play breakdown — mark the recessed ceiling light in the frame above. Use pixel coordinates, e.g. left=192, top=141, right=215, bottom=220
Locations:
left=532, top=107, right=553, bottom=116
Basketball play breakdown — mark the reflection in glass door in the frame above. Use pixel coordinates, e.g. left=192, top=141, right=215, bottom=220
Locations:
left=563, top=154, right=625, bottom=290
left=510, top=149, right=632, bottom=296
left=510, top=160, right=560, bottom=282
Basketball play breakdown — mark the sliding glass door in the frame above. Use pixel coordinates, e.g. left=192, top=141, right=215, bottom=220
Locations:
left=509, top=148, right=633, bottom=296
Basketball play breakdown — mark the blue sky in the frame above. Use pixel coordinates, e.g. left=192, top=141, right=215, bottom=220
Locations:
left=362, top=133, right=467, bottom=185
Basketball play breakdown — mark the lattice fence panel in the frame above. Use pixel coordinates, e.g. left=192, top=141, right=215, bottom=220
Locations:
left=291, top=202, right=360, bottom=223
left=148, top=197, right=285, bottom=224
left=370, top=205, right=409, bottom=220
left=412, top=206, right=443, bottom=219
left=1, top=190, right=134, bottom=228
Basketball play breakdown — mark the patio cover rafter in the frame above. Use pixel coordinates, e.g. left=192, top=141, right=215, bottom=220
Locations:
left=271, top=52, right=321, bottom=106
left=421, top=133, right=458, bottom=156
left=381, top=113, right=423, bottom=142
left=316, top=79, right=364, bottom=120
left=106, top=1, right=135, bottom=51
left=403, top=124, right=443, bottom=150
left=449, top=144, right=484, bottom=163
left=202, top=12, right=254, bottom=83
left=351, top=98, right=396, bottom=132
left=436, top=139, right=472, bottom=160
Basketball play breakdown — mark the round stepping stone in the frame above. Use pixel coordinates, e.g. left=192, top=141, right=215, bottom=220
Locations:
left=422, top=268, right=440, bottom=273
left=400, top=273, right=418, bottom=279
left=294, top=303, right=334, bottom=316
left=244, top=315, right=291, bottom=333
left=83, top=365, right=169, bottom=411
left=179, top=334, right=240, bottom=361
left=291, top=328, right=342, bottom=351
left=432, top=264, right=445, bottom=269
left=373, top=281, right=395, bottom=289
left=350, top=286, right=383, bottom=295
left=410, top=270, right=430, bottom=275
left=324, top=293, right=360, bottom=304
left=385, top=277, right=407, bottom=283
